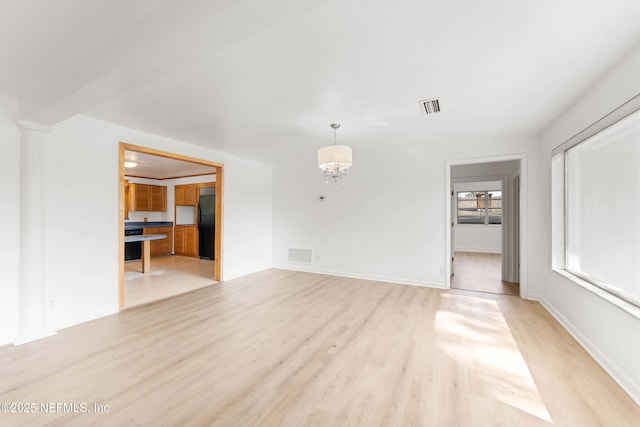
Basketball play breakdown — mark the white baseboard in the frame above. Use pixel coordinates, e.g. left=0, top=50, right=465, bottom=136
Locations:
left=274, top=264, right=446, bottom=290
left=535, top=296, right=640, bottom=406
left=527, top=292, right=542, bottom=301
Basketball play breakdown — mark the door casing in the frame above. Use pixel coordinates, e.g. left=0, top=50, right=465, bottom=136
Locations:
left=118, top=142, right=224, bottom=310
left=445, top=153, right=527, bottom=298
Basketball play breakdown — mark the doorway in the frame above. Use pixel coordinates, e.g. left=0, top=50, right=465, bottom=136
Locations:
left=118, top=142, right=224, bottom=310
left=445, top=155, right=527, bottom=298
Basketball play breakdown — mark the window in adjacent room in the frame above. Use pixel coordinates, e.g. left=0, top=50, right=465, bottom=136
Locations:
left=457, top=191, right=502, bottom=225
left=552, top=101, right=640, bottom=307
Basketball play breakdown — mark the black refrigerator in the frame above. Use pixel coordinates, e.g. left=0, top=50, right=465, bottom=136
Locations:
left=198, top=192, right=215, bottom=260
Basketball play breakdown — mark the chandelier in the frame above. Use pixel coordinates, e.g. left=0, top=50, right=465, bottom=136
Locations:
left=317, top=123, right=353, bottom=183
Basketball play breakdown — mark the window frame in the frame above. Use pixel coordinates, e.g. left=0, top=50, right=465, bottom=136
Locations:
left=551, top=93, right=640, bottom=311
left=456, top=190, right=502, bottom=226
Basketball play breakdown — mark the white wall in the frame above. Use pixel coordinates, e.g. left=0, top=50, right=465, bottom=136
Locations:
left=454, top=227, right=501, bottom=254
left=538, top=42, right=640, bottom=403
left=0, top=94, right=21, bottom=345
left=41, top=115, right=272, bottom=332
left=453, top=180, right=502, bottom=254
left=272, top=135, right=539, bottom=289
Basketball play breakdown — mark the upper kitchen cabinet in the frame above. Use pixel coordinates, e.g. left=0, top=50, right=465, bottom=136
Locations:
left=174, top=184, right=198, bottom=205
left=150, top=185, right=167, bottom=211
left=129, top=183, right=167, bottom=212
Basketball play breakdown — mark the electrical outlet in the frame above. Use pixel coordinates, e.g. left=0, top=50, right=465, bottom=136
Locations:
left=316, top=255, right=320, bottom=263
left=439, top=267, right=445, bottom=276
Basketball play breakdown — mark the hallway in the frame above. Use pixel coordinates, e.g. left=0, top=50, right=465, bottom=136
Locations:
left=451, top=251, right=519, bottom=296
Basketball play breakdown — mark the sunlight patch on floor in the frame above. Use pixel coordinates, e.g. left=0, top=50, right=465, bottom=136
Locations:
left=436, top=293, right=552, bottom=423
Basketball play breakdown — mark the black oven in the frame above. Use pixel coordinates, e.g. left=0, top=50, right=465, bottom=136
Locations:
left=124, top=228, right=143, bottom=261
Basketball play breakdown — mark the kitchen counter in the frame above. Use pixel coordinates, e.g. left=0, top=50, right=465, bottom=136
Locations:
left=125, top=221, right=173, bottom=230
left=125, top=234, right=167, bottom=273
left=124, top=234, right=167, bottom=243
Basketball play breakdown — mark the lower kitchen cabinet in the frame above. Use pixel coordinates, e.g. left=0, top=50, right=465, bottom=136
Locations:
left=143, top=227, right=172, bottom=257
left=174, top=225, right=198, bottom=257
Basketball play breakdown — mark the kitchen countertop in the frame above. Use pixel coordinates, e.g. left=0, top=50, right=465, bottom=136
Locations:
left=124, top=234, right=167, bottom=243
left=125, top=221, right=173, bottom=230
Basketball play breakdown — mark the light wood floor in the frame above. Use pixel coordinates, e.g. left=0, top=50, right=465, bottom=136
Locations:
left=124, top=255, right=216, bottom=308
left=1, top=269, right=638, bottom=426
left=451, top=251, right=520, bottom=296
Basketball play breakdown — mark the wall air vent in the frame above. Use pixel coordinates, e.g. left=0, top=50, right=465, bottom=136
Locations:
left=288, top=248, right=312, bottom=264
left=420, top=98, right=441, bottom=115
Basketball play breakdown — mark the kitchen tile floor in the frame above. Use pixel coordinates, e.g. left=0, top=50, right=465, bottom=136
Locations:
left=124, top=255, right=216, bottom=308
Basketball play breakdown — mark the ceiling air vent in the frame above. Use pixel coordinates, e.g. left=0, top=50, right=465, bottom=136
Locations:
left=420, top=98, right=441, bottom=115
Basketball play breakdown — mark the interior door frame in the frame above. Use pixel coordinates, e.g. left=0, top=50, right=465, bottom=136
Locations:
left=444, top=153, right=528, bottom=298
left=118, top=142, right=224, bottom=310
left=511, top=174, right=520, bottom=281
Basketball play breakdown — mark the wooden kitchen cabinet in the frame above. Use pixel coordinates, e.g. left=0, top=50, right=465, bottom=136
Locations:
left=174, top=225, right=198, bottom=257
left=151, top=186, right=167, bottom=212
left=129, top=183, right=151, bottom=211
left=174, top=226, right=184, bottom=254
left=143, top=227, right=172, bottom=257
left=156, top=227, right=172, bottom=255
left=174, top=186, right=185, bottom=205
left=185, top=226, right=197, bottom=256
left=174, top=184, right=198, bottom=205
left=129, top=184, right=167, bottom=212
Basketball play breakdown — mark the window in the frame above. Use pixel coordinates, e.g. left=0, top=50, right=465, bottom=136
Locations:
left=553, top=104, right=640, bottom=307
left=457, top=191, right=502, bottom=225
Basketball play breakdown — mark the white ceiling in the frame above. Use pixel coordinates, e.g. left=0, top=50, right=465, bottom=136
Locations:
left=3, top=0, right=640, bottom=165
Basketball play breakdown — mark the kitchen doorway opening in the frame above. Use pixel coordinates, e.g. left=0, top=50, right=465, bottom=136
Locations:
left=445, top=154, right=527, bottom=298
left=118, top=142, right=224, bottom=310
